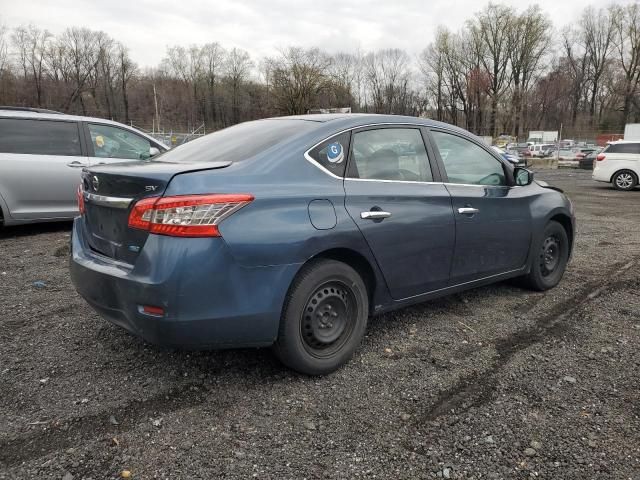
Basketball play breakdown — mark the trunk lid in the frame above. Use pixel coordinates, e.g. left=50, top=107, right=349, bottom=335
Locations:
left=81, top=160, right=231, bottom=263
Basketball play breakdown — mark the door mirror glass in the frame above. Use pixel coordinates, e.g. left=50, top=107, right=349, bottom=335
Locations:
left=514, top=167, right=534, bottom=186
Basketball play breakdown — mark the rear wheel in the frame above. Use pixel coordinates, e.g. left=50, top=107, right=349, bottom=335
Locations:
left=612, top=170, right=638, bottom=191
left=520, top=220, right=569, bottom=291
left=274, top=259, right=368, bottom=375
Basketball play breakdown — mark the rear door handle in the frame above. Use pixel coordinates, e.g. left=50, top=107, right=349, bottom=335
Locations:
left=67, top=161, right=88, bottom=168
left=361, top=211, right=392, bottom=220
left=457, top=207, right=479, bottom=215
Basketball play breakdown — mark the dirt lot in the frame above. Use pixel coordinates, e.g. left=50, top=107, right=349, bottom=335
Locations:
left=1, top=169, right=639, bottom=479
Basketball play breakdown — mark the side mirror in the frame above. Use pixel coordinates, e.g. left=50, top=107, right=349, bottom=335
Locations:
left=514, top=167, right=534, bottom=186
left=149, top=147, right=161, bottom=157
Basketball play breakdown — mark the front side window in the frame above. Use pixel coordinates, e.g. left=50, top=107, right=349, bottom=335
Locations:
left=431, top=131, right=506, bottom=186
left=307, top=132, right=350, bottom=177
left=348, top=128, right=433, bottom=182
left=0, top=118, right=81, bottom=156
left=88, top=124, right=152, bottom=160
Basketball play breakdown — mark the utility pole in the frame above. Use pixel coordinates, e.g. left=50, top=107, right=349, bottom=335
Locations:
left=557, top=123, right=563, bottom=162
left=153, top=83, right=160, bottom=134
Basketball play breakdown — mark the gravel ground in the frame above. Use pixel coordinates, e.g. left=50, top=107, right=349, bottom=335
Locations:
left=0, top=169, right=639, bottom=479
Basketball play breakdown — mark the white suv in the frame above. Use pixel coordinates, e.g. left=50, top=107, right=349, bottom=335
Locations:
left=592, top=140, right=640, bottom=191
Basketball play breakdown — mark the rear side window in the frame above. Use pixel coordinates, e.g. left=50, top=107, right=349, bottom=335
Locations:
left=307, top=132, right=350, bottom=177
left=604, top=143, right=640, bottom=154
left=0, top=118, right=81, bottom=156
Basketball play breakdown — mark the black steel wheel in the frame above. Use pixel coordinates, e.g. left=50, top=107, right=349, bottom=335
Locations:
left=300, top=281, right=357, bottom=357
left=274, top=259, right=368, bottom=375
left=539, top=234, right=561, bottom=278
left=521, top=220, right=569, bottom=291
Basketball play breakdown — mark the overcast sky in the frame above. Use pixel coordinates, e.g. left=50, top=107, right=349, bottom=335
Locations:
left=1, top=0, right=632, bottom=68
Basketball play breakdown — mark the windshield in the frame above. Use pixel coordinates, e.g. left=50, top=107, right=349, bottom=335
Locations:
left=154, top=119, right=317, bottom=163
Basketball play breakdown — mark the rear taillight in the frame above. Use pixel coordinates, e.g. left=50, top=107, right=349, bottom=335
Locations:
left=128, top=194, right=254, bottom=237
left=77, top=184, right=85, bottom=215
left=596, top=153, right=606, bottom=161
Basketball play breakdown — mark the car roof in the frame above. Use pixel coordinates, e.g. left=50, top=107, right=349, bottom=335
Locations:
left=0, top=108, right=135, bottom=127
left=266, top=113, right=473, bottom=136
left=608, top=139, right=640, bottom=144
left=0, top=108, right=167, bottom=147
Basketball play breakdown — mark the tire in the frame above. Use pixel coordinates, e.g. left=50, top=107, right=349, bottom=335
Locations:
left=521, top=220, right=569, bottom=291
left=612, top=170, right=638, bottom=191
left=273, top=259, right=369, bottom=375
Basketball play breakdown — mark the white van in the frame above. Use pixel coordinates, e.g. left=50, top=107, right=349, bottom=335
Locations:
left=592, top=141, right=640, bottom=191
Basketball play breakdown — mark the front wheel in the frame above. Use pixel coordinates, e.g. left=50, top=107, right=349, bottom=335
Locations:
left=273, top=259, right=369, bottom=375
left=612, top=170, right=638, bottom=191
left=520, top=221, right=569, bottom=291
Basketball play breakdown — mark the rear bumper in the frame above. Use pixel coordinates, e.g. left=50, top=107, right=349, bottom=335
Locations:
left=70, top=218, right=301, bottom=348
left=592, top=164, right=611, bottom=182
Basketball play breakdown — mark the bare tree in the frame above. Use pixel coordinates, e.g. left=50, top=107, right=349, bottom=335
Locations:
left=266, top=47, right=331, bottom=115
left=583, top=7, right=615, bottom=124
left=509, top=6, right=551, bottom=137
left=469, top=3, right=515, bottom=136
left=224, top=47, right=252, bottom=124
left=201, top=42, right=225, bottom=125
left=116, top=43, right=136, bottom=124
left=12, top=25, right=51, bottom=106
left=0, top=23, right=9, bottom=74
left=363, top=48, right=413, bottom=114
left=59, top=27, right=100, bottom=113
left=611, top=3, right=640, bottom=125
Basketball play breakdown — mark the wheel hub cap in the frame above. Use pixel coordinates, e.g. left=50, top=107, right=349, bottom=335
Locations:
left=302, top=282, right=353, bottom=352
left=616, top=173, right=633, bottom=188
left=540, top=235, right=560, bottom=276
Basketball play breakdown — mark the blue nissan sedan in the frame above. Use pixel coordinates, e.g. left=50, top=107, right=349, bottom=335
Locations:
left=70, top=114, right=575, bottom=375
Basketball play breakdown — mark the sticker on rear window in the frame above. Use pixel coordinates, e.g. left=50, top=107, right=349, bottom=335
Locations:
left=327, top=142, right=344, bottom=164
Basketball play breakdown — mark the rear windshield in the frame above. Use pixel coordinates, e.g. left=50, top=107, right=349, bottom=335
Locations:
left=155, top=119, right=316, bottom=163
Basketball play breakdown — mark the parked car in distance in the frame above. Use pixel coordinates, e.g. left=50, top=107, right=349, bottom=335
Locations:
left=491, top=145, right=520, bottom=164
left=0, top=107, right=169, bottom=226
left=528, top=143, right=555, bottom=158
left=575, top=147, right=598, bottom=162
left=593, top=140, right=640, bottom=190
left=514, top=143, right=531, bottom=157
left=70, top=114, right=575, bottom=375
left=578, top=149, right=601, bottom=170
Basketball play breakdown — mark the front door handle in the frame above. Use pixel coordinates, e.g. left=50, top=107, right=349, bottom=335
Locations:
left=67, top=161, right=88, bottom=168
left=361, top=211, right=392, bottom=220
left=457, top=207, right=479, bottom=215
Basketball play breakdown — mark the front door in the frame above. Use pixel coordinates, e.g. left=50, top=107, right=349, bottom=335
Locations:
left=343, top=126, right=455, bottom=300
left=428, top=129, right=532, bottom=285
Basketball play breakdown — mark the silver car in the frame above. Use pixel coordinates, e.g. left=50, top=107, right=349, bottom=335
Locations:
left=0, top=107, right=169, bottom=226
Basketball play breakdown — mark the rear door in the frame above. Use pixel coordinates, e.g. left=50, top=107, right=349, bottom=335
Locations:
left=427, top=129, right=532, bottom=285
left=83, top=122, right=160, bottom=165
left=0, top=117, right=89, bottom=220
left=343, top=126, right=455, bottom=300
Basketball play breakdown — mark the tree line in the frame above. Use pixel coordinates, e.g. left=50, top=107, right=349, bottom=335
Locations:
left=1, top=2, right=639, bottom=139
